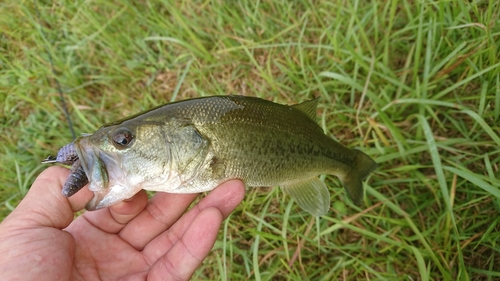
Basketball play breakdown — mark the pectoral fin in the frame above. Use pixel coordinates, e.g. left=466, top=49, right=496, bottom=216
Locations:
left=280, top=177, right=330, bottom=216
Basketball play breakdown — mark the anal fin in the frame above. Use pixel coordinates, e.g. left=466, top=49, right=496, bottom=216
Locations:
left=280, top=177, right=330, bottom=216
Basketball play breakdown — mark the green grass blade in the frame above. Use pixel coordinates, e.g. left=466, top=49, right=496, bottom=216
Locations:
left=444, top=166, right=500, bottom=199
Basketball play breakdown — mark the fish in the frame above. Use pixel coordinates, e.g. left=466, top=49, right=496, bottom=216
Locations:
left=44, top=95, right=377, bottom=216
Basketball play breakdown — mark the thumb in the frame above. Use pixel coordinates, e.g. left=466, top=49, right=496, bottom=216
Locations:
left=4, top=166, right=93, bottom=229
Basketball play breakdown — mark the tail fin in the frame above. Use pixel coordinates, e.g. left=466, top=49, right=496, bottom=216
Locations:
left=341, top=150, right=377, bottom=205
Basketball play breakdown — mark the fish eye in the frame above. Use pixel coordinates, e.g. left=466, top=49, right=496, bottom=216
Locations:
left=112, top=128, right=134, bottom=149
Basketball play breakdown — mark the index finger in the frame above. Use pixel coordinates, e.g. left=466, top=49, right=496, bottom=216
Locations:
left=141, top=180, right=245, bottom=260
left=119, top=180, right=245, bottom=250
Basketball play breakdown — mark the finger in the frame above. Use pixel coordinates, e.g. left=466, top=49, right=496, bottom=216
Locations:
left=67, top=183, right=94, bottom=212
left=147, top=208, right=222, bottom=281
left=79, top=190, right=149, bottom=234
left=118, top=192, right=199, bottom=250
left=4, top=166, right=93, bottom=229
left=122, top=180, right=244, bottom=251
left=142, top=180, right=245, bottom=259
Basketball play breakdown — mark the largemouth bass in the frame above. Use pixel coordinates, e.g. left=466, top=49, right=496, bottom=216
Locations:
left=44, top=95, right=377, bottom=216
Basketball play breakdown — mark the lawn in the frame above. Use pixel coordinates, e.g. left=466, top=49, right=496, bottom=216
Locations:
left=1, top=0, right=499, bottom=280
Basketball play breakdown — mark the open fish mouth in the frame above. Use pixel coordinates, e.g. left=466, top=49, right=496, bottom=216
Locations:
left=74, top=137, right=110, bottom=193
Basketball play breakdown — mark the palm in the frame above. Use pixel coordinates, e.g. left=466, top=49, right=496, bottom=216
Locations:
left=0, top=167, right=245, bottom=281
left=69, top=221, right=148, bottom=280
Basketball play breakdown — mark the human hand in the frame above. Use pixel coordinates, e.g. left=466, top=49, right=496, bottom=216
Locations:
left=0, top=166, right=245, bottom=281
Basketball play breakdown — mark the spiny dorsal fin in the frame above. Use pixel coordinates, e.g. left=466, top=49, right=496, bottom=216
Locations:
left=291, top=97, right=319, bottom=120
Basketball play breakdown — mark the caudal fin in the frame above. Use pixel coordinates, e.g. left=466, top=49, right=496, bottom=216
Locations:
left=341, top=150, right=377, bottom=205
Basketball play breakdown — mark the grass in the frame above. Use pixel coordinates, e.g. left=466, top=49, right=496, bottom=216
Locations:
left=1, top=0, right=499, bottom=280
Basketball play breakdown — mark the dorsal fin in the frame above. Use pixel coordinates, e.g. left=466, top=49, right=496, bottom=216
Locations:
left=291, top=97, right=319, bottom=120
